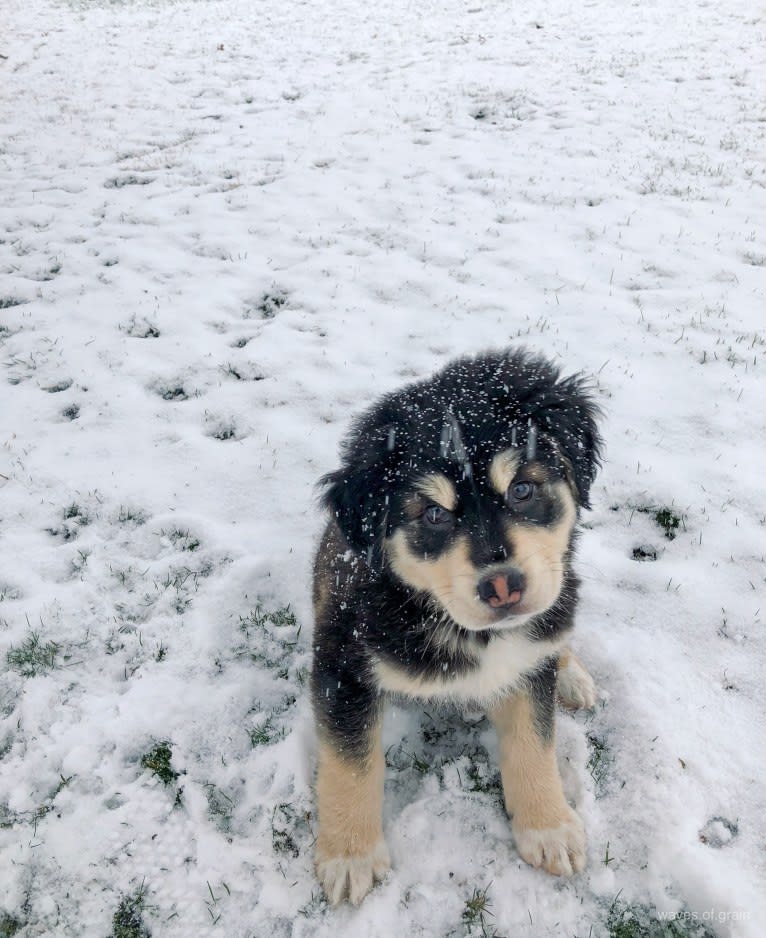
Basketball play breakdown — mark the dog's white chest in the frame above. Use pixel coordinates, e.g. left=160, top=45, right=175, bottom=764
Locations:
left=375, top=631, right=563, bottom=706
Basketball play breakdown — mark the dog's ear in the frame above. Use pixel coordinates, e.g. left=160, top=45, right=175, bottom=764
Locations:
left=549, top=375, right=603, bottom=509
left=319, top=420, right=400, bottom=561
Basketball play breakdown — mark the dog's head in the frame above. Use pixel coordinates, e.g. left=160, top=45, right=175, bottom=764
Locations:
left=321, top=350, right=602, bottom=631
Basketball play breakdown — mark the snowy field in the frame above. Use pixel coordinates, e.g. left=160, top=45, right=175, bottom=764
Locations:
left=1, top=0, right=765, bottom=935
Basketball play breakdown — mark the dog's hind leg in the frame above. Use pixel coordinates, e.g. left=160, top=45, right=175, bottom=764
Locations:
left=557, top=647, right=596, bottom=710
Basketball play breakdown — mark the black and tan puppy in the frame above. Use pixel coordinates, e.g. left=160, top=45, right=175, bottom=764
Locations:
left=311, top=349, right=603, bottom=905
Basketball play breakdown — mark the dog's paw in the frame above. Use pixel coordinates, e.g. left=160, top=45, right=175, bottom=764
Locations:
left=316, top=839, right=391, bottom=905
left=558, top=655, right=596, bottom=710
left=513, top=808, right=586, bottom=876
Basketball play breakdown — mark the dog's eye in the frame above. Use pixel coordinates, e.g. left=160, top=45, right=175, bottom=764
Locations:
left=423, top=505, right=454, bottom=527
left=509, top=481, right=536, bottom=502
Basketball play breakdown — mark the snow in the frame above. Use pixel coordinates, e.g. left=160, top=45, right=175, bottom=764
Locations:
left=1, top=0, right=765, bottom=935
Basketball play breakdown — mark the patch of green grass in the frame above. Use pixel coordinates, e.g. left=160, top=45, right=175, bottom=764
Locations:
left=121, top=316, right=159, bottom=339
left=272, top=804, right=300, bottom=857
left=464, top=757, right=501, bottom=795
left=6, top=632, right=61, bottom=677
left=613, top=503, right=685, bottom=541
left=63, top=503, right=90, bottom=524
left=162, top=528, right=201, bottom=552
left=271, top=802, right=311, bottom=859
left=204, top=880, right=229, bottom=926
left=211, top=423, right=237, bottom=441
left=463, top=885, right=492, bottom=926
left=0, top=583, right=22, bottom=602
left=238, top=603, right=301, bottom=673
left=0, top=913, right=23, bottom=937
left=253, top=290, right=288, bottom=320
left=654, top=508, right=682, bottom=540
left=158, top=385, right=188, bottom=402
left=204, top=783, right=235, bottom=836
left=110, top=567, right=133, bottom=588
left=104, top=175, right=153, bottom=190
left=629, top=504, right=683, bottom=540
left=48, top=502, right=92, bottom=543
left=140, top=742, right=179, bottom=786
left=421, top=716, right=449, bottom=744
left=586, top=732, right=612, bottom=792
left=386, top=744, right=431, bottom=774
left=0, top=735, right=12, bottom=760
left=111, top=886, right=151, bottom=938
left=70, top=548, right=90, bottom=577
left=461, top=884, right=505, bottom=937
left=159, top=567, right=195, bottom=591
left=248, top=715, right=285, bottom=747
left=239, top=605, right=268, bottom=632
left=154, top=565, right=207, bottom=614
left=239, top=602, right=298, bottom=637
left=0, top=774, right=73, bottom=832
left=221, top=362, right=243, bottom=381
left=237, top=601, right=303, bottom=747
left=117, top=506, right=147, bottom=525
left=632, top=545, right=658, bottom=562
left=411, top=752, right=430, bottom=774
left=607, top=899, right=718, bottom=938
left=221, top=362, right=263, bottom=382
left=268, top=604, right=298, bottom=627
left=43, top=379, right=73, bottom=393
left=0, top=296, right=27, bottom=310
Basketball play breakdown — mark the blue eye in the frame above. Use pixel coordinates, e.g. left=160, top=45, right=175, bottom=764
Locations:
left=423, top=505, right=454, bottom=527
left=510, top=481, right=535, bottom=502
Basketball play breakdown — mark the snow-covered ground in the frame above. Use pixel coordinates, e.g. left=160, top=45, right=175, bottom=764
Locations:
left=1, top=0, right=765, bottom=935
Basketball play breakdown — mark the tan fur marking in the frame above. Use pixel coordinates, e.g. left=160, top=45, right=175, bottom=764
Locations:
left=414, top=473, right=458, bottom=511
left=489, top=692, right=568, bottom=827
left=520, top=462, right=552, bottom=484
left=489, top=449, right=521, bottom=496
left=386, top=531, right=491, bottom=629
left=387, top=481, right=577, bottom=629
left=313, top=576, right=331, bottom=624
left=504, top=481, right=577, bottom=615
left=312, top=520, right=354, bottom=616
left=316, top=737, right=385, bottom=860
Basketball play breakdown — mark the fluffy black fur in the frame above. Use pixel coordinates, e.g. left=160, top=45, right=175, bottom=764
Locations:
left=311, top=348, right=602, bottom=757
left=321, top=350, right=601, bottom=553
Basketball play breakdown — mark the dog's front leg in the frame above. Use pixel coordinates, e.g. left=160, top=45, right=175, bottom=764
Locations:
left=557, top=647, right=597, bottom=710
left=314, top=707, right=390, bottom=905
left=489, top=661, right=586, bottom=876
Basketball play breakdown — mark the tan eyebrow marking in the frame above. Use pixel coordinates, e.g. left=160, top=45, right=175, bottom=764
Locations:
left=488, top=449, right=521, bottom=496
left=520, top=463, right=551, bottom=484
left=414, top=473, right=458, bottom=511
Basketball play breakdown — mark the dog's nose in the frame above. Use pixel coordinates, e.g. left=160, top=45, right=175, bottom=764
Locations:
left=477, top=569, right=525, bottom=608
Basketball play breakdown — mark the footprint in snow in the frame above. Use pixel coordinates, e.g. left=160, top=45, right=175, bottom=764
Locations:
left=104, top=175, right=154, bottom=189
left=699, top=816, right=738, bottom=848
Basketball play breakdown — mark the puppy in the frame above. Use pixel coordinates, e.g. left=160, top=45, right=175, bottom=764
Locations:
left=311, top=349, right=602, bottom=905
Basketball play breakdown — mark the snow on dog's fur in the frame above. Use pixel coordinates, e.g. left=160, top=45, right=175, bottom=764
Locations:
left=311, top=348, right=603, bottom=904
